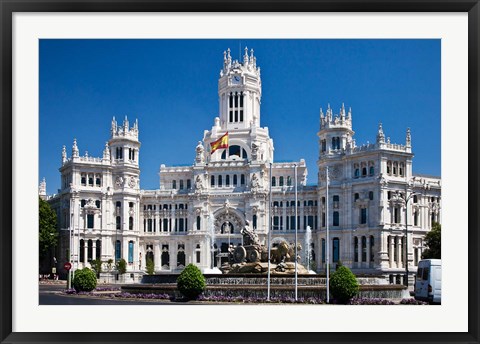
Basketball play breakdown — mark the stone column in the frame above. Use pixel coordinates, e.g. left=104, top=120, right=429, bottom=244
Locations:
left=154, top=242, right=161, bottom=271
left=397, top=236, right=402, bottom=268
left=389, top=236, right=394, bottom=268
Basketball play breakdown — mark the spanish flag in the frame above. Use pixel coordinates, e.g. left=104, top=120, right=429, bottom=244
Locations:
left=210, top=132, right=229, bottom=154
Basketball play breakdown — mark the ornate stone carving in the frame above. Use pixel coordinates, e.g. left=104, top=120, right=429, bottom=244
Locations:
left=129, top=176, right=136, bottom=188
left=114, top=176, right=124, bottom=189
left=251, top=142, right=259, bottom=161
left=195, top=141, right=205, bottom=163
left=194, top=175, right=204, bottom=193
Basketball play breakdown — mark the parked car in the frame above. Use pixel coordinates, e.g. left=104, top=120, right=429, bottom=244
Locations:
left=414, top=259, right=441, bottom=304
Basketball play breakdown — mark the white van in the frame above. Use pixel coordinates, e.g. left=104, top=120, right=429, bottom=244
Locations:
left=414, top=259, right=441, bottom=304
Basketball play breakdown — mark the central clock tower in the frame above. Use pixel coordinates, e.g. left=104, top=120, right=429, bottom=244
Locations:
left=218, top=47, right=262, bottom=131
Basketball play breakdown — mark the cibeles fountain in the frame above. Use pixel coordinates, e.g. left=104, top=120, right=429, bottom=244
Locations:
left=127, top=222, right=408, bottom=300
left=218, top=220, right=310, bottom=275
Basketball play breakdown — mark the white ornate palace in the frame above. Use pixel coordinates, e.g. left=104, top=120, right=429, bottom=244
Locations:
left=43, top=48, right=441, bottom=285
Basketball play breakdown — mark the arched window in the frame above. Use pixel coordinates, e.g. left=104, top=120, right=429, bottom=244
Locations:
left=321, top=239, right=326, bottom=263
left=129, top=217, right=133, bottom=230
left=332, top=238, right=340, bottom=262
left=354, top=193, right=359, bottom=201
left=333, top=211, right=339, bottom=226
left=279, top=176, right=284, bottom=186
left=96, top=240, right=101, bottom=260
left=177, top=244, right=186, bottom=268
left=240, top=174, right=245, bottom=185
left=95, top=200, right=101, bottom=208
left=218, top=175, right=222, bottom=187
left=172, top=180, right=177, bottom=189
left=211, top=175, right=215, bottom=187
left=354, top=237, right=358, bottom=262
left=361, top=236, right=367, bottom=262
left=369, top=191, right=374, bottom=200
left=233, top=175, right=238, bottom=186
left=253, top=215, right=257, bottom=229
left=196, top=216, right=201, bottom=230
left=116, top=216, right=121, bottom=230
left=354, top=169, right=360, bottom=178
left=161, top=244, right=170, bottom=268
left=80, top=240, right=85, bottom=262
left=370, top=236, right=375, bottom=262
left=369, top=166, right=374, bottom=176
left=179, top=180, right=184, bottom=190
left=362, top=167, right=367, bottom=176
left=271, top=177, right=276, bottom=186
left=287, top=176, right=292, bottom=186
left=195, top=244, right=201, bottom=264
left=128, top=241, right=134, bottom=263
left=115, top=240, right=121, bottom=260
left=226, top=175, right=230, bottom=186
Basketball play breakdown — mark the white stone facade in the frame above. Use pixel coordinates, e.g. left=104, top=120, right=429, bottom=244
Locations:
left=46, top=48, right=441, bottom=284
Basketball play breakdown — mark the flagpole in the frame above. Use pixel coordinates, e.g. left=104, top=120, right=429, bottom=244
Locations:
left=267, top=162, right=272, bottom=301
left=326, top=166, right=330, bottom=304
left=294, top=163, right=298, bottom=301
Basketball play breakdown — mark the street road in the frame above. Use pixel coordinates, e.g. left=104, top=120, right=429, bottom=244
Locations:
left=39, top=284, right=180, bottom=305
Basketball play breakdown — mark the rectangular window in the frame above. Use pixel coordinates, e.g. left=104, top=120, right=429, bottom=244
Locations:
left=360, top=208, right=367, bottom=224
left=87, top=214, right=94, bottom=229
left=333, top=211, right=339, bottom=226
left=179, top=180, right=184, bottom=190
left=196, top=251, right=201, bottom=263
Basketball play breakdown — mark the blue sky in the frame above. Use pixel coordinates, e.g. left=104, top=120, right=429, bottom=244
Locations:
left=40, top=39, right=440, bottom=195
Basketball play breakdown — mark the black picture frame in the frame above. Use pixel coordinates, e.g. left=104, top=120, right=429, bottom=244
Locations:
left=1, top=1, right=478, bottom=344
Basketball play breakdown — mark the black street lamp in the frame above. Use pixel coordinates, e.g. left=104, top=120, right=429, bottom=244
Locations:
left=395, top=189, right=417, bottom=288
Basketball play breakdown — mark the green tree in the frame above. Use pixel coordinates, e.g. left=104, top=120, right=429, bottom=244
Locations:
left=39, top=197, right=58, bottom=261
left=422, top=222, right=441, bottom=259
left=116, top=258, right=127, bottom=275
left=146, top=257, right=155, bottom=275
left=73, top=267, right=97, bottom=292
left=329, top=265, right=359, bottom=304
left=177, top=264, right=206, bottom=300
left=90, top=259, right=103, bottom=278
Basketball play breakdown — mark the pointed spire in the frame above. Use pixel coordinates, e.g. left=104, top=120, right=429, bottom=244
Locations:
left=347, top=107, right=352, bottom=120
left=377, top=123, right=385, bottom=144
left=243, top=46, right=249, bottom=65
left=111, top=116, right=117, bottom=135
left=340, top=103, right=346, bottom=120
left=62, top=145, right=67, bottom=163
left=320, top=108, right=324, bottom=119
left=250, top=48, right=254, bottom=63
left=72, top=138, right=79, bottom=158
left=406, top=128, right=411, bottom=146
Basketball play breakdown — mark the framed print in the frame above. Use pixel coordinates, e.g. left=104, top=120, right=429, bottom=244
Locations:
left=1, top=1, right=479, bottom=344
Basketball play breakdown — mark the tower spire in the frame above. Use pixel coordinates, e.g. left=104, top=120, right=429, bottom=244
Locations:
left=377, top=123, right=385, bottom=144
left=62, top=145, right=67, bottom=163
left=406, top=128, right=411, bottom=147
left=72, top=138, right=79, bottom=158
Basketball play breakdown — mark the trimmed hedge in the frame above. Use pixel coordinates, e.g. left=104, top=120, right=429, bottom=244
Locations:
left=73, top=267, right=97, bottom=292
left=177, top=264, right=206, bottom=300
left=329, top=265, right=359, bottom=304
